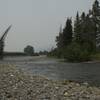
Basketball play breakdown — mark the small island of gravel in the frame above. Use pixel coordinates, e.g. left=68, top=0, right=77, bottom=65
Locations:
left=0, top=64, right=100, bottom=100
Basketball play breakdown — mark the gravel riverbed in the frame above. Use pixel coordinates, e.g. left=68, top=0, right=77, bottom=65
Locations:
left=0, top=64, right=100, bottom=100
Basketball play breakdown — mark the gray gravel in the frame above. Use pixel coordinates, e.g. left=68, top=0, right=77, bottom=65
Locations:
left=0, top=64, right=100, bottom=100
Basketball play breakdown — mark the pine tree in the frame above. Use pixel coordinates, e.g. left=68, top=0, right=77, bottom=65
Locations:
left=56, top=25, right=63, bottom=48
left=92, top=0, right=100, bottom=47
left=92, top=0, right=100, bottom=33
left=92, top=0, right=100, bottom=16
left=62, top=18, right=73, bottom=46
left=74, top=12, right=81, bottom=43
left=56, top=18, right=73, bottom=48
left=81, top=12, right=86, bottom=21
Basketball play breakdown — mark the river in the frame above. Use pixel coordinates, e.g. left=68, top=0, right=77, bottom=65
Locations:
left=1, top=56, right=100, bottom=85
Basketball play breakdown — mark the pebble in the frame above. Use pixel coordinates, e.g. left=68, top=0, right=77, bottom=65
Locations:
left=0, top=64, right=100, bottom=100
left=82, top=82, right=89, bottom=86
left=64, top=91, right=69, bottom=96
left=10, top=74, right=14, bottom=77
left=55, top=86, right=59, bottom=89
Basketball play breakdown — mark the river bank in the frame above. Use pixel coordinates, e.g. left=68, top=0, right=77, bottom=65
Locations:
left=0, top=64, right=100, bottom=100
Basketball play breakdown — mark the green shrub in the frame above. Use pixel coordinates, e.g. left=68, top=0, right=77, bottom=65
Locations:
left=63, top=42, right=91, bottom=62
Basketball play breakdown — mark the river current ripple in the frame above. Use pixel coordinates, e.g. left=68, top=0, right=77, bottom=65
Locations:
left=0, top=56, right=100, bottom=86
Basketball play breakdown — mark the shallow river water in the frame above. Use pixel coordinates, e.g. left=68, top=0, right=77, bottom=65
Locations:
left=1, top=56, right=100, bottom=85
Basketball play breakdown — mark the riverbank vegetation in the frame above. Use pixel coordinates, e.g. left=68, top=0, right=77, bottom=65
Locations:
left=48, top=0, right=100, bottom=62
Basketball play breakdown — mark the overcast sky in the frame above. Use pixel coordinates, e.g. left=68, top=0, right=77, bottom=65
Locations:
left=0, top=0, right=96, bottom=52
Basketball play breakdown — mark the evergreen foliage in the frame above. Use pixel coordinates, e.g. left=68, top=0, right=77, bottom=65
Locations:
left=56, top=18, right=73, bottom=48
left=74, top=12, right=81, bottom=43
left=63, top=18, right=73, bottom=47
left=56, top=25, right=63, bottom=48
left=50, top=0, right=100, bottom=62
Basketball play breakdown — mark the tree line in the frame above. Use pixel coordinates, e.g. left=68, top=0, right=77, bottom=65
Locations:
left=48, top=0, right=100, bottom=62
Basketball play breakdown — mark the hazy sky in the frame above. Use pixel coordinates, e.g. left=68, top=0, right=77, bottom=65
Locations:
left=0, top=0, right=96, bottom=52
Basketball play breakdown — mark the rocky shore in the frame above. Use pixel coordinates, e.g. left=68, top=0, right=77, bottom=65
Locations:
left=0, top=64, right=100, bottom=100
